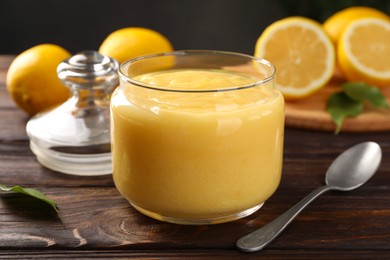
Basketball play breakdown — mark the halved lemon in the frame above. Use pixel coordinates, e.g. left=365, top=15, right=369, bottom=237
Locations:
left=338, top=18, right=390, bottom=87
left=323, top=6, right=390, bottom=45
left=255, top=17, right=335, bottom=99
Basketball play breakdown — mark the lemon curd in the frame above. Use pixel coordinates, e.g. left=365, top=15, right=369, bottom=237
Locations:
left=111, top=53, right=284, bottom=224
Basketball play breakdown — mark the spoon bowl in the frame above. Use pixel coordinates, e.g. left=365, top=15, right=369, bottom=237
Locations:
left=237, top=141, right=382, bottom=252
left=326, top=142, right=382, bottom=190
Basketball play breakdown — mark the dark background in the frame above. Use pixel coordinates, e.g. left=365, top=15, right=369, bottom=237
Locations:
left=1, top=0, right=390, bottom=55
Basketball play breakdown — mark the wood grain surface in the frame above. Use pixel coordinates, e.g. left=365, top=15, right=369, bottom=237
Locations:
left=0, top=56, right=390, bottom=259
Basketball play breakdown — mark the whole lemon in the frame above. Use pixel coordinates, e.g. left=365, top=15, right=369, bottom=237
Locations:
left=98, top=27, right=173, bottom=64
left=6, top=44, right=71, bottom=116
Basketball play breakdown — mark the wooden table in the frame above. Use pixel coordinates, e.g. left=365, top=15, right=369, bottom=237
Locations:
left=0, top=55, right=389, bottom=259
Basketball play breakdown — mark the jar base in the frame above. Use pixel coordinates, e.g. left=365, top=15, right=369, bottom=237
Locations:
left=130, top=202, right=264, bottom=225
left=30, top=140, right=112, bottom=176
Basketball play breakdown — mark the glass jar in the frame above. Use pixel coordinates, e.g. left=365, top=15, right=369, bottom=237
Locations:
left=111, top=50, right=284, bottom=224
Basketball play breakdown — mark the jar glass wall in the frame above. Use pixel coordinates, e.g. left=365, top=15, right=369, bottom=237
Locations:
left=111, top=50, right=284, bottom=224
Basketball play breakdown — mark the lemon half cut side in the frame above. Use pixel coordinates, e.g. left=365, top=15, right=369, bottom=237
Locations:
left=255, top=17, right=335, bottom=99
left=323, top=6, right=390, bottom=45
left=338, top=18, right=390, bottom=87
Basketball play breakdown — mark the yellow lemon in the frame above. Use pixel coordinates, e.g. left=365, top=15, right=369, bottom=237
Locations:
left=323, top=6, right=390, bottom=45
left=6, top=44, right=71, bottom=116
left=98, top=27, right=173, bottom=64
left=255, top=17, right=335, bottom=99
left=338, top=18, right=390, bottom=87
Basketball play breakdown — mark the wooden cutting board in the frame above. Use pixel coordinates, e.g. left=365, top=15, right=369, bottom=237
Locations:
left=235, top=64, right=390, bottom=132
left=285, top=76, right=390, bottom=132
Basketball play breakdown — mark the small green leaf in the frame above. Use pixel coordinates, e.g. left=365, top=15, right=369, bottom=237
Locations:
left=0, top=184, right=62, bottom=223
left=327, top=92, right=364, bottom=134
left=342, top=82, right=390, bottom=109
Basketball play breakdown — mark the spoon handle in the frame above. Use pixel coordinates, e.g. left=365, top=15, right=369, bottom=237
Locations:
left=237, top=185, right=332, bottom=252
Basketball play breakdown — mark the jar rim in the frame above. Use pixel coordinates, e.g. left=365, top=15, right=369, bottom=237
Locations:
left=118, top=50, right=276, bottom=93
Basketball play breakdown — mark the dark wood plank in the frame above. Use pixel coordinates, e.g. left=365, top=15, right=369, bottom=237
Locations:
left=0, top=110, right=29, bottom=141
left=0, top=186, right=389, bottom=250
left=0, top=145, right=114, bottom=189
left=0, top=56, right=14, bottom=70
left=0, top=86, right=15, bottom=108
left=0, top=249, right=390, bottom=260
left=0, top=56, right=16, bottom=108
left=0, top=139, right=114, bottom=187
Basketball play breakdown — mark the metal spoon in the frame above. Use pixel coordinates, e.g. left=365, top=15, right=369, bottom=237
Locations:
left=237, top=141, right=382, bottom=253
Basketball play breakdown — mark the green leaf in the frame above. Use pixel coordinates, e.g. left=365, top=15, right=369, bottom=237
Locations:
left=0, top=184, right=62, bottom=223
left=342, top=82, right=390, bottom=109
left=327, top=92, right=364, bottom=134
